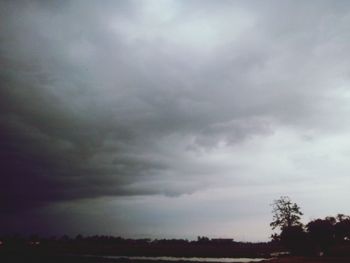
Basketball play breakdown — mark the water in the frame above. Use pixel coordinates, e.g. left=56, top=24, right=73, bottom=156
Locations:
left=102, top=256, right=269, bottom=262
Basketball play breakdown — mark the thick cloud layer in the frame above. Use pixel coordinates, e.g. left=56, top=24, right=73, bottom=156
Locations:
left=1, top=1, right=350, bottom=239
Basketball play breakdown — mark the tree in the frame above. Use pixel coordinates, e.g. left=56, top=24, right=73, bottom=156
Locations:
left=270, top=196, right=303, bottom=231
left=334, top=214, right=350, bottom=242
left=270, top=196, right=305, bottom=253
left=280, top=225, right=307, bottom=253
left=306, top=218, right=335, bottom=251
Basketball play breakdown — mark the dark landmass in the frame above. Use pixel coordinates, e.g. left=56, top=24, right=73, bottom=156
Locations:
left=262, top=257, right=350, bottom=263
left=2, top=235, right=350, bottom=263
left=0, top=235, right=278, bottom=262
left=0, top=235, right=279, bottom=258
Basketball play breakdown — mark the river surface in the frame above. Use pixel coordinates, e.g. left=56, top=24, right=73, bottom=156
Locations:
left=101, top=256, right=268, bottom=262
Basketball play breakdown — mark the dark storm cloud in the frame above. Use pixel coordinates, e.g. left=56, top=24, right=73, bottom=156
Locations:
left=1, top=0, right=350, bottom=228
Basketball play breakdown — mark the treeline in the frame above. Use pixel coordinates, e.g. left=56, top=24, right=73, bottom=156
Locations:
left=275, top=214, right=350, bottom=255
left=0, top=235, right=279, bottom=258
left=0, top=235, right=235, bottom=246
left=271, top=196, right=350, bottom=256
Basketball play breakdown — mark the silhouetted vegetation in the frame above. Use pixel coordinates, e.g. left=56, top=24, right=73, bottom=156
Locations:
left=271, top=196, right=303, bottom=231
left=2, top=197, right=350, bottom=262
left=0, top=234, right=279, bottom=260
left=270, top=196, right=350, bottom=257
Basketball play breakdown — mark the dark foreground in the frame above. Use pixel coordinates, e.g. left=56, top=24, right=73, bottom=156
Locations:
left=0, top=240, right=278, bottom=258
left=2, top=240, right=350, bottom=263
left=263, top=257, right=350, bottom=263
left=0, top=254, right=262, bottom=263
left=2, top=254, right=350, bottom=263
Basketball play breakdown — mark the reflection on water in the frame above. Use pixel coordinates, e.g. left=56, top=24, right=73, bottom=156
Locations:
left=103, top=256, right=268, bottom=262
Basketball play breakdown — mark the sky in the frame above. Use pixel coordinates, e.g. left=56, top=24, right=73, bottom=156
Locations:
left=1, top=0, right=350, bottom=242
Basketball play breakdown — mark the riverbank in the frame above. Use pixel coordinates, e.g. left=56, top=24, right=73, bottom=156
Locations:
left=261, top=257, right=350, bottom=263
left=2, top=253, right=350, bottom=263
left=0, top=254, right=266, bottom=263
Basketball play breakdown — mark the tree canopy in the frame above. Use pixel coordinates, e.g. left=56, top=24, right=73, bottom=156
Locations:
left=270, top=196, right=303, bottom=231
left=270, top=196, right=350, bottom=256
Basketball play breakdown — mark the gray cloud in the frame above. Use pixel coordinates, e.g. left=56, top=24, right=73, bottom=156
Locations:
left=2, top=0, right=350, bottom=239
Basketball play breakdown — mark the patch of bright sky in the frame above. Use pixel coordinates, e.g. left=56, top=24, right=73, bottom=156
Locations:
left=110, top=0, right=255, bottom=53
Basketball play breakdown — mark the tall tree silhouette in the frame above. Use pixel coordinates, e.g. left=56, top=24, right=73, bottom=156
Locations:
left=270, top=196, right=303, bottom=231
left=270, top=196, right=305, bottom=254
